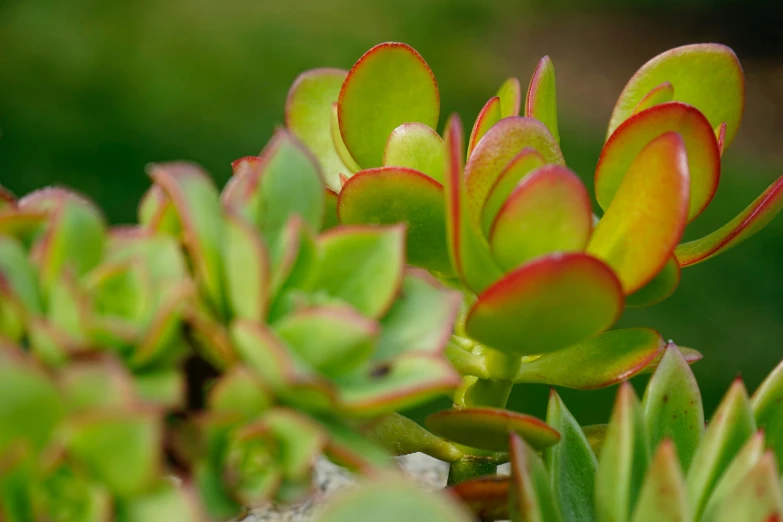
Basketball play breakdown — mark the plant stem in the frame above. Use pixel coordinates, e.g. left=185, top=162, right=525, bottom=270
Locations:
left=460, top=377, right=513, bottom=409
left=446, top=457, right=498, bottom=486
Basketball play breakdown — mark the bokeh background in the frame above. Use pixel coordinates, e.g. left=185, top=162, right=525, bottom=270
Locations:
left=2, top=0, right=782, bottom=424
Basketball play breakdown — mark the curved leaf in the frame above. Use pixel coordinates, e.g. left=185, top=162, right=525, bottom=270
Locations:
left=362, top=412, right=463, bottom=462
left=383, top=122, right=445, bottom=183
left=525, top=56, right=559, bottom=143
left=467, top=96, right=502, bottom=156
left=330, top=102, right=362, bottom=173
left=631, top=81, right=674, bottom=115
left=625, top=256, right=680, bottom=308
left=497, top=77, right=521, bottom=118
left=630, top=441, right=689, bottom=522
left=509, top=434, right=564, bottom=522
left=447, top=475, right=509, bottom=521
left=751, top=359, right=783, bottom=466
left=323, top=188, right=339, bottom=231
left=222, top=210, right=270, bottom=321
left=714, top=122, right=727, bottom=157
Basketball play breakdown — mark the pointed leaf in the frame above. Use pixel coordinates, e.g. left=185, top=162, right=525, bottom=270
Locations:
left=467, top=96, right=502, bottom=156
left=285, top=68, right=351, bottom=190
left=595, top=383, right=650, bottom=522
left=497, top=77, right=521, bottom=118
left=338, top=167, right=452, bottom=274
left=545, top=391, right=598, bottom=522
left=639, top=345, right=703, bottom=374
left=608, top=43, right=744, bottom=149
left=222, top=210, right=270, bottom=321
left=383, top=122, right=445, bottom=183
left=465, top=253, right=623, bottom=356
left=589, top=132, right=690, bottom=294
left=752, top=359, right=783, bottom=465
left=631, top=81, right=674, bottom=115
left=425, top=407, right=560, bottom=452
left=625, top=256, right=680, bottom=307
left=583, top=425, right=609, bottom=459
left=447, top=475, right=509, bottom=521
left=489, top=165, right=592, bottom=270
left=676, top=175, right=783, bottom=267
left=509, top=434, right=564, bottom=522
left=338, top=42, right=439, bottom=168
left=630, top=441, right=690, bottom=522
left=525, top=56, right=559, bottom=143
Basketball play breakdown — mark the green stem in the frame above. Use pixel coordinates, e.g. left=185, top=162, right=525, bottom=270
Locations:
left=460, top=377, right=513, bottom=409
left=447, top=457, right=498, bottom=486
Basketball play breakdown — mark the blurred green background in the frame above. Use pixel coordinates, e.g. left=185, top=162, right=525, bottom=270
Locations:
left=1, top=0, right=781, bottom=424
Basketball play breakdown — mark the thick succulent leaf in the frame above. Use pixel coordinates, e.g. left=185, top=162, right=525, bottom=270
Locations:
left=509, top=434, right=564, bottom=522
left=751, top=359, right=783, bottom=465
left=330, top=102, right=362, bottom=173
left=465, top=116, right=564, bottom=231
left=268, top=215, right=318, bottom=300
left=525, top=56, right=559, bottom=143
left=588, top=132, right=690, bottom=294
left=148, top=162, right=225, bottom=313
left=595, top=383, right=650, bottom=522
left=701, top=452, right=783, bottom=522
left=425, top=407, right=560, bottom=452
left=338, top=42, right=439, bottom=168
left=64, top=409, right=161, bottom=497
left=230, top=319, right=302, bottom=390
left=208, top=366, right=272, bottom=419
left=686, top=379, right=756, bottom=519
left=481, top=148, right=545, bottom=236
left=307, top=224, right=405, bottom=319
left=222, top=209, right=270, bottom=321
left=467, top=96, right=502, bottom=156
left=582, top=425, right=608, bottom=459
left=362, top=413, right=463, bottom=462
left=447, top=475, right=509, bottom=521
left=607, top=43, right=744, bottom=149
left=285, top=67, right=351, bottom=190
left=133, top=282, right=191, bottom=369
left=597, top=103, right=716, bottom=222
left=642, top=344, right=704, bottom=471
left=497, top=77, right=521, bottom=118
left=115, top=482, right=203, bottom=522
left=373, top=268, right=460, bottom=361
left=383, top=122, right=445, bottom=183
left=545, top=391, right=598, bottom=522
left=274, top=304, right=378, bottom=377
left=465, top=252, right=623, bottom=356
left=0, top=184, right=15, bottom=208
left=0, top=235, right=42, bottom=315
left=59, top=358, right=136, bottom=412
left=337, top=354, right=459, bottom=417
left=0, top=444, right=37, bottom=522
left=323, top=189, right=339, bottom=231
left=314, top=476, right=473, bottom=522
left=320, top=416, right=392, bottom=472
left=625, top=256, right=680, bottom=308
left=0, top=208, right=47, bottom=239
left=639, top=345, right=703, bottom=375
left=138, top=185, right=180, bottom=234
left=133, top=370, right=185, bottom=409
left=489, top=165, right=592, bottom=271
left=631, top=81, right=674, bottom=115
left=675, top=175, right=783, bottom=267
left=338, top=167, right=452, bottom=274
left=185, top=300, right=237, bottom=368
left=263, top=408, right=327, bottom=479
left=442, top=114, right=504, bottom=293
left=630, top=441, right=690, bottom=522
left=714, top=122, right=727, bottom=157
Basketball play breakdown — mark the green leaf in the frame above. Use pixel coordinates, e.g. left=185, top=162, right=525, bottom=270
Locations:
left=597, top=102, right=718, bottom=222
left=588, top=132, right=690, bottom=294
left=642, top=344, right=704, bottom=471
left=545, top=391, right=598, bottom=522
left=630, top=441, right=690, bottom=522
left=0, top=235, right=42, bottom=315
left=133, top=370, right=185, bottom=409
left=631, top=81, right=674, bottom=115
left=751, top=359, right=783, bottom=466
left=0, top=208, right=47, bottom=242
left=465, top=253, right=623, bottom=356
left=314, top=477, right=473, bottom=522
left=686, top=379, right=756, bottom=519
left=525, top=56, right=559, bottom=143
left=263, top=408, right=327, bottom=479
left=425, top=406, right=560, bottom=452
left=676, top=175, right=783, bottom=267
left=320, top=416, right=392, bottom=472
left=338, top=43, right=439, bottom=168
left=285, top=68, right=352, bottom=190
left=497, top=77, right=521, bottom=118
left=307, top=224, right=405, bottom=319
left=269, top=215, right=318, bottom=300
left=115, top=482, right=202, bottom=522
left=448, top=475, right=510, bottom=521
left=595, top=383, right=650, bottom=522
left=338, top=167, right=452, bottom=274
left=489, top=165, right=592, bottom=271
left=330, top=102, right=362, bottom=173
left=582, top=425, right=608, bottom=459
left=59, top=358, right=136, bottom=412
left=467, top=96, right=502, bottom=156
left=362, top=412, right=463, bottom=462
left=222, top=209, right=269, bottom=321
left=383, top=122, right=445, bottom=183
left=607, top=43, right=744, bottom=150
left=323, top=188, right=339, bottom=231
left=208, top=366, right=272, bottom=419
left=229, top=319, right=301, bottom=390
left=714, top=122, right=727, bottom=157
left=625, top=256, right=680, bottom=308
left=509, top=433, right=564, bottom=522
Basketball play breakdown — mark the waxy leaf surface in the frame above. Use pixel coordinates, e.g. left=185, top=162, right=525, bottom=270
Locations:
left=751, top=359, right=783, bottom=466
left=467, top=96, right=501, bottom=156
left=630, top=441, right=690, bottom=522
left=631, top=81, right=674, bottom=115
left=509, top=434, right=564, bottom=522
left=497, top=77, right=521, bottom=118
left=625, top=256, right=680, bottom=307
left=525, top=56, right=559, bottom=143
left=383, top=122, right=445, bottom=183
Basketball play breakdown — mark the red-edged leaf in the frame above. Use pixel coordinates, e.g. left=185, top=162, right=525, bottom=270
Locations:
left=525, top=56, right=559, bottom=143
left=631, top=81, right=674, bottom=115
left=447, top=475, right=510, bottom=521
left=625, top=256, right=681, bottom=308
left=383, top=122, right=445, bottom=183
left=467, top=96, right=501, bottom=156
left=323, top=188, right=339, bottom=231
left=222, top=209, right=270, bottom=321
left=497, top=77, right=521, bottom=118
left=715, top=122, right=727, bottom=157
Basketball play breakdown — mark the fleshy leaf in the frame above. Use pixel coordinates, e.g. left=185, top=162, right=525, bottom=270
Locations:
left=714, top=122, right=727, bottom=157
left=582, top=425, right=608, bottom=459
left=686, top=379, right=756, bottom=519
left=597, top=103, right=717, bottom=222
left=489, top=165, right=592, bottom=271
left=0, top=235, right=43, bottom=315
left=115, top=482, right=203, bottom=522
left=442, top=114, right=503, bottom=293
left=497, top=77, right=521, bottom=118
left=465, top=252, right=623, bottom=356
left=642, top=344, right=704, bottom=472
left=230, top=319, right=300, bottom=389
left=588, top=132, right=690, bottom=294
left=751, top=359, right=783, bottom=465
left=208, top=366, right=272, bottom=419
left=307, top=225, right=405, bottom=319
left=595, top=383, right=650, bottom=522
left=321, top=416, right=392, bottom=473
left=323, top=189, right=339, bottom=231
left=384, top=122, right=445, bottom=183
left=630, top=441, right=690, bottom=522
left=59, top=358, right=136, bottom=412
left=338, top=167, right=452, bottom=274
left=639, top=345, right=703, bottom=375
left=525, top=56, right=559, bottom=143
left=362, top=413, right=463, bottom=463
left=268, top=215, right=318, bottom=300
left=330, top=103, right=362, bottom=173
left=545, top=391, right=598, bottom=522
left=509, top=434, right=564, bottom=522
left=675, top=175, right=783, bottom=267
left=467, top=96, right=502, bottom=156
left=447, top=475, right=509, bottom=521
left=338, top=42, right=439, bottom=168
left=285, top=68, right=352, bottom=190
left=607, top=43, right=744, bottom=150
left=631, top=81, right=674, bottom=115
left=625, top=256, right=680, bottom=308
left=264, top=408, right=327, bottom=479
left=425, top=407, right=560, bottom=452
left=222, top=209, right=269, bottom=321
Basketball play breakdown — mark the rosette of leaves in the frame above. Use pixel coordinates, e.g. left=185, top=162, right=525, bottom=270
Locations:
left=0, top=342, right=202, bottom=522
left=137, top=130, right=463, bottom=514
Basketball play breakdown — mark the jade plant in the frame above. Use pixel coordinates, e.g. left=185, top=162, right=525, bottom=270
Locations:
left=317, top=347, right=783, bottom=522
left=285, top=41, right=783, bottom=483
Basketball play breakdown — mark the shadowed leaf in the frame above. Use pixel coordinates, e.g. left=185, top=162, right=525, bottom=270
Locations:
left=625, top=256, right=680, bottom=307
left=384, top=122, right=445, bottom=183
left=631, top=81, right=674, bottom=115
